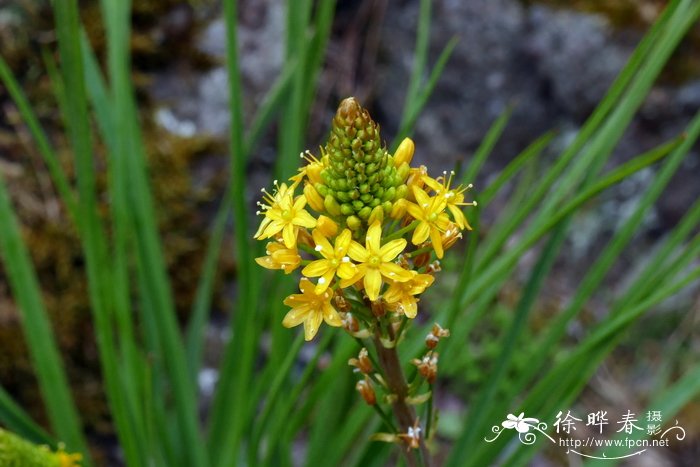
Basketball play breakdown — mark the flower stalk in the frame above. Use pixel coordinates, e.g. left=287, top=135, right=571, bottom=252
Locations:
left=253, top=97, right=475, bottom=464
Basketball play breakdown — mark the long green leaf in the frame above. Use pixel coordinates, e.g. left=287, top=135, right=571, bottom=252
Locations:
left=0, top=167, right=88, bottom=459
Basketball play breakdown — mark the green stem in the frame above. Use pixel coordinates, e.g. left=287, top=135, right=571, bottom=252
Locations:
left=386, top=220, right=419, bottom=242
left=372, top=402, right=397, bottom=432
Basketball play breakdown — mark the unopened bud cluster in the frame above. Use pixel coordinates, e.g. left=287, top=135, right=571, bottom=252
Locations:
left=316, top=98, right=410, bottom=231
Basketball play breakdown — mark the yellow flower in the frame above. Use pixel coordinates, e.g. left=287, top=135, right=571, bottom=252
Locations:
left=255, top=241, right=301, bottom=274
left=406, top=185, right=451, bottom=259
left=290, top=151, right=324, bottom=187
left=283, top=278, right=342, bottom=340
left=422, top=171, right=475, bottom=230
left=344, top=220, right=412, bottom=301
left=254, top=182, right=317, bottom=248
left=383, top=271, right=435, bottom=318
left=302, top=229, right=356, bottom=293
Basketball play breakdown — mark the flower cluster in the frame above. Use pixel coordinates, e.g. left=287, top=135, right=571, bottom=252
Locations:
left=254, top=97, right=475, bottom=340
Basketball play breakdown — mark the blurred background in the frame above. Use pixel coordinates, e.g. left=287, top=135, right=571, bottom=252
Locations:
left=0, top=0, right=699, bottom=465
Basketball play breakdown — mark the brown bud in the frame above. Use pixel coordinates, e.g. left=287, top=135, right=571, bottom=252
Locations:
left=396, top=253, right=410, bottom=270
left=411, top=351, right=439, bottom=385
left=356, top=377, right=376, bottom=405
left=425, top=323, right=450, bottom=349
left=413, top=251, right=431, bottom=269
left=397, top=419, right=422, bottom=449
left=426, top=260, right=442, bottom=274
left=341, top=312, right=360, bottom=333
left=441, top=222, right=463, bottom=251
left=334, top=293, right=351, bottom=313
left=348, top=348, right=373, bottom=374
left=370, top=299, right=386, bottom=317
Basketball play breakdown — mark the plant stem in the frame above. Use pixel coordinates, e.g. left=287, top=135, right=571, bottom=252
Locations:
left=372, top=329, right=431, bottom=467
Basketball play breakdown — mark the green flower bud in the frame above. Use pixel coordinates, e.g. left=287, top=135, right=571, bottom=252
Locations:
left=347, top=215, right=362, bottom=230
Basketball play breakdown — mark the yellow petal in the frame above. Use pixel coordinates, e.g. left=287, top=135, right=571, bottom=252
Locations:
left=315, top=269, right=336, bottom=293
left=363, top=267, right=382, bottom=301
left=448, top=204, right=470, bottom=230
left=430, top=226, right=444, bottom=259
left=379, top=238, right=407, bottom=261
left=303, top=311, right=323, bottom=340
left=302, top=259, right=331, bottom=277
left=282, top=223, right=297, bottom=248
left=255, top=256, right=277, bottom=270
left=339, top=265, right=364, bottom=288
left=380, top=262, right=412, bottom=282
left=366, top=220, right=382, bottom=253
left=402, top=298, right=418, bottom=319
left=298, top=277, right=315, bottom=294
left=409, top=274, right=435, bottom=294
left=412, top=222, right=430, bottom=245
left=254, top=216, right=272, bottom=238
left=257, top=219, right=285, bottom=240
left=382, top=283, right=402, bottom=303
left=293, top=194, right=307, bottom=212
left=422, top=175, right=442, bottom=193
left=323, top=303, right=343, bottom=327
left=412, top=185, right=431, bottom=207
left=405, top=202, right=423, bottom=220
left=293, top=209, right=317, bottom=229
left=334, top=229, right=353, bottom=257
left=312, top=229, right=334, bottom=258
left=435, top=212, right=451, bottom=230
left=337, top=262, right=356, bottom=279
left=282, top=306, right=309, bottom=328
left=304, top=183, right=326, bottom=212
left=348, top=241, right=370, bottom=262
